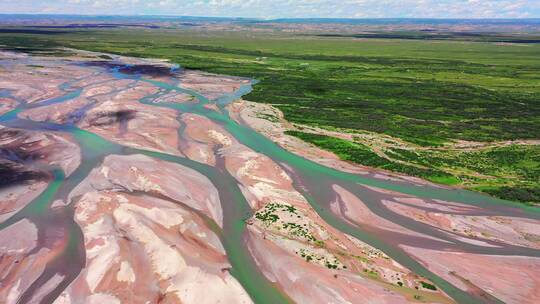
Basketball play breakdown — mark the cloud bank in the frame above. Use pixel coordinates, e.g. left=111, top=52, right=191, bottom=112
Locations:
left=2, top=0, right=540, bottom=18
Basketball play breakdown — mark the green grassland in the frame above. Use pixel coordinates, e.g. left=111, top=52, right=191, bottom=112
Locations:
left=1, top=27, right=539, bottom=204
left=286, top=130, right=539, bottom=205
left=285, top=130, right=460, bottom=185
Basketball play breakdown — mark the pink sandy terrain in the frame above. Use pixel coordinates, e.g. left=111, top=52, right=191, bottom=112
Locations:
left=0, top=127, right=80, bottom=176
left=16, top=56, right=249, bottom=158
left=80, top=91, right=181, bottom=155
left=384, top=197, right=540, bottom=249
left=330, top=184, right=450, bottom=243
left=0, top=52, right=93, bottom=104
left=0, top=97, right=18, bottom=115
left=227, top=101, right=365, bottom=173
left=1, top=50, right=538, bottom=304
left=175, top=113, right=452, bottom=303
left=404, top=246, right=540, bottom=304
left=0, top=218, right=68, bottom=303
left=330, top=183, right=540, bottom=304
left=179, top=71, right=251, bottom=100
left=20, top=77, right=183, bottom=155
left=151, top=91, right=195, bottom=104
left=54, top=154, right=251, bottom=304
left=0, top=126, right=80, bottom=222
left=66, top=154, right=222, bottom=226
left=227, top=100, right=443, bottom=187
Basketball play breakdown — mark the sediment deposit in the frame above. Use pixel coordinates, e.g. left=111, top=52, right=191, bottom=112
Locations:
left=1, top=50, right=538, bottom=304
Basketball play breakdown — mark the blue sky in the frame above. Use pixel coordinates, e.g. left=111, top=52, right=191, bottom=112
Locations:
left=1, top=1, right=539, bottom=19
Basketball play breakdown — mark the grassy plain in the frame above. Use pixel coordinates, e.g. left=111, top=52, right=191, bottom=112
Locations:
left=0, top=27, right=539, bottom=204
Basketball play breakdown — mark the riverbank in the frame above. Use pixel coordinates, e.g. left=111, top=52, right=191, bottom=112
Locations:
left=227, top=99, right=540, bottom=206
left=0, top=49, right=539, bottom=304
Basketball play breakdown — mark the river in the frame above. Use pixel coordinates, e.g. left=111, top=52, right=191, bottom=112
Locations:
left=1, top=52, right=539, bottom=304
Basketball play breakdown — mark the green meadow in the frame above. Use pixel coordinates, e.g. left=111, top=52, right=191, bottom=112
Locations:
left=1, top=28, right=539, bottom=204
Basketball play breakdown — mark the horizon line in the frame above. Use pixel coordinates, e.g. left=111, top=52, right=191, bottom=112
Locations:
left=1, top=13, right=540, bottom=21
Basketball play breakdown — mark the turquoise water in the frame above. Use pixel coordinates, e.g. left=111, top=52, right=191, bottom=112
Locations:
left=0, top=108, right=22, bottom=123
left=1, top=57, right=538, bottom=303
left=132, top=71, right=538, bottom=304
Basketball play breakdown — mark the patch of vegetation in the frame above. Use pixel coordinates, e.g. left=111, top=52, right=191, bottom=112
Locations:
left=316, top=31, right=540, bottom=43
left=282, top=222, right=317, bottom=242
left=388, top=145, right=540, bottom=204
left=285, top=131, right=458, bottom=185
left=255, top=113, right=279, bottom=122
left=286, top=130, right=540, bottom=204
left=3, top=28, right=539, bottom=144
left=296, top=248, right=344, bottom=270
left=480, top=186, right=540, bottom=204
left=420, top=281, right=438, bottom=291
left=254, top=202, right=281, bottom=223
left=298, top=249, right=314, bottom=262
left=0, top=35, right=71, bottom=56
left=254, top=202, right=321, bottom=243
left=325, top=261, right=340, bottom=269
left=352, top=255, right=370, bottom=263
left=1, top=27, right=539, bottom=204
left=363, top=268, right=379, bottom=278
left=98, top=54, right=113, bottom=60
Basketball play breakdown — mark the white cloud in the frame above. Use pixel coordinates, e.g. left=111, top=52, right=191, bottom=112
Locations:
left=0, top=0, right=539, bottom=18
